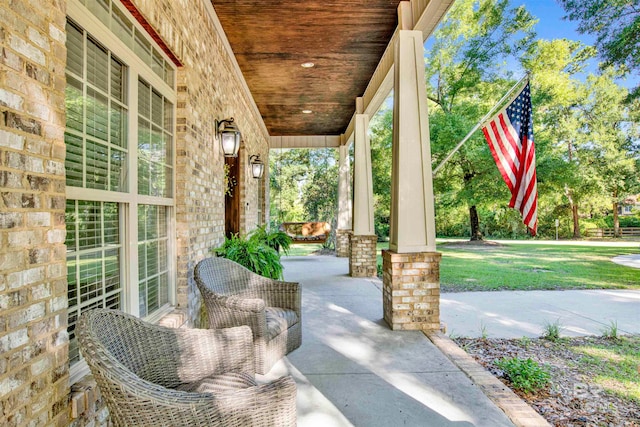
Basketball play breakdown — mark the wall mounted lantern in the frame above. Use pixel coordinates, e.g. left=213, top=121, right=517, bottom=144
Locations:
left=249, top=155, right=264, bottom=179
left=216, top=117, right=241, bottom=157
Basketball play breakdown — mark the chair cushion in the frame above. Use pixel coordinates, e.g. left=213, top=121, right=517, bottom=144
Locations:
left=265, top=307, right=298, bottom=340
left=176, top=372, right=257, bottom=394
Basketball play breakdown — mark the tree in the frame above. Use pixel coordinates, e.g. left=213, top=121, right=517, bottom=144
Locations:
left=521, top=39, right=599, bottom=238
left=269, top=149, right=309, bottom=224
left=425, top=0, right=537, bottom=240
left=522, top=39, right=640, bottom=238
left=558, top=0, right=640, bottom=100
left=269, top=148, right=338, bottom=231
left=574, top=71, right=640, bottom=236
left=299, top=148, right=338, bottom=228
left=370, top=106, right=393, bottom=239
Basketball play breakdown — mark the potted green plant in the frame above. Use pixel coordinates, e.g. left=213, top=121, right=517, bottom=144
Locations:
left=212, top=226, right=292, bottom=279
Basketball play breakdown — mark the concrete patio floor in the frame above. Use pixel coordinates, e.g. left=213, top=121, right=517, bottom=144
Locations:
left=259, top=255, right=516, bottom=427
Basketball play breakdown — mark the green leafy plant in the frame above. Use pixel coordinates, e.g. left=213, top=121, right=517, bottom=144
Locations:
left=542, top=319, right=562, bottom=342
left=519, top=336, right=532, bottom=350
left=213, top=227, right=292, bottom=279
left=479, top=321, right=489, bottom=339
left=223, top=163, right=236, bottom=197
left=601, top=320, right=619, bottom=340
left=495, top=357, right=550, bottom=394
left=248, top=225, right=292, bottom=255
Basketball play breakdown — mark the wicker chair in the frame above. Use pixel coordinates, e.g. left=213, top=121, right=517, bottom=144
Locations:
left=77, top=308, right=296, bottom=427
left=194, top=257, right=302, bottom=375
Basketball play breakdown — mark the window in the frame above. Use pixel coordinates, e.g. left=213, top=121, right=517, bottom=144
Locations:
left=137, top=79, right=173, bottom=198
left=65, top=0, right=176, bottom=372
left=137, top=205, right=170, bottom=317
left=65, top=200, right=121, bottom=363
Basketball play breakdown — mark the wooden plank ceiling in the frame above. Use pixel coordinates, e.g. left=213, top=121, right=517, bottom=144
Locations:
left=211, top=0, right=402, bottom=136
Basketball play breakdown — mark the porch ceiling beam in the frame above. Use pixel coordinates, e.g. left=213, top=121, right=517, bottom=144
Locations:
left=269, top=135, right=341, bottom=149
left=342, top=0, right=454, bottom=146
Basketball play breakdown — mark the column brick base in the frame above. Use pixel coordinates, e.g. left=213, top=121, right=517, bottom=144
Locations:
left=382, top=250, right=442, bottom=331
left=349, top=235, right=377, bottom=277
left=336, top=229, right=352, bottom=257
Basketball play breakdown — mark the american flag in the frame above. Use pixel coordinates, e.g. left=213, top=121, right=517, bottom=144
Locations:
left=482, top=82, right=538, bottom=236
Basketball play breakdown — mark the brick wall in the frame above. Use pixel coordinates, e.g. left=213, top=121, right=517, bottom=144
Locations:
left=1, top=0, right=270, bottom=425
left=0, top=0, right=70, bottom=425
left=129, top=0, right=270, bottom=326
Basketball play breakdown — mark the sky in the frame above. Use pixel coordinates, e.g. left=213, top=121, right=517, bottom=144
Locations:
left=510, top=0, right=636, bottom=89
left=522, top=0, right=594, bottom=44
left=519, top=0, right=595, bottom=74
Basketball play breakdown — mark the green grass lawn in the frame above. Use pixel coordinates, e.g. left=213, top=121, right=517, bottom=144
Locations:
left=375, top=241, right=640, bottom=292
left=573, top=336, right=640, bottom=404
left=573, top=335, right=640, bottom=404
left=285, top=243, right=325, bottom=256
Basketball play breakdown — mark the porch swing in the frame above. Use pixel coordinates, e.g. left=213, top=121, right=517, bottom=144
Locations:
left=275, top=140, right=332, bottom=244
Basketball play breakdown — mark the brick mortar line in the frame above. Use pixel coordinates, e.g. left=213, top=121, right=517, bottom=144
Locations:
left=425, top=332, right=551, bottom=427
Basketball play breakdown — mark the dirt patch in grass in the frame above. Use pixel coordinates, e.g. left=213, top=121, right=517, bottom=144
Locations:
left=453, top=336, right=640, bottom=426
left=310, top=248, right=336, bottom=256
left=439, top=240, right=507, bottom=250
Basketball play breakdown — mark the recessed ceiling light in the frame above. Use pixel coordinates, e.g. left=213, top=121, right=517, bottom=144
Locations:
left=301, top=62, right=315, bottom=68
left=302, top=110, right=313, bottom=114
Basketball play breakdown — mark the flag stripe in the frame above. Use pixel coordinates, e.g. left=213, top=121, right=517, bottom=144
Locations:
left=493, top=115, right=520, bottom=183
left=519, top=141, right=536, bottom=207
left=522, top=174, right=537, bottom=224
left=482, top=82, right=538, bottom=236
left=498, top=114, right=522, bottom=161
left=483, top=125, right=516, bottom=191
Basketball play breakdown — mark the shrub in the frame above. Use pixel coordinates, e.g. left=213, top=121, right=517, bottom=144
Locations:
left=495, top=357, right=550, bottom=394
left=603, top=212, right=640, bottom=228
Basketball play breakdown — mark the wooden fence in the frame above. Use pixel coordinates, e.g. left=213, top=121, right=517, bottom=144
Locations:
left=585, top=227, right=640, bottom=238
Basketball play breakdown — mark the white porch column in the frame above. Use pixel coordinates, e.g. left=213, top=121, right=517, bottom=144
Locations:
left=389, top=29, right=436, bottom=253
left=350, top=98, right=377, bottom=277
left=382, top=22, right=441, bottom=331
left=336, top=141, right=353, bottom=257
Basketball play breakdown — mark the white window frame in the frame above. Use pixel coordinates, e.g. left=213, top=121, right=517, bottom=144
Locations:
left=67, top=0, right=177, bottom=384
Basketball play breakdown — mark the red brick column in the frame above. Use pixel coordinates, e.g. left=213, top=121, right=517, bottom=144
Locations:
left=382, top=250, right=442, bottom=330
left=336, top=229, right=351, bottom=258
left=349, top=235, right=377, bottom=277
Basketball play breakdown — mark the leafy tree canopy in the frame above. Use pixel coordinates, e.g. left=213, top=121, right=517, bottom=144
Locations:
left=558, top=0, right=640, bottom=99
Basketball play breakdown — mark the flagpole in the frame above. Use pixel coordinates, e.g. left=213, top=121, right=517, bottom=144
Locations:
left=432, top=73, right=530, bottom=176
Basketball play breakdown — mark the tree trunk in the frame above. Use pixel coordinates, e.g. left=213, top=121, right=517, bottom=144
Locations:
left=565, top=186, right=580, bottom=239
left=613, top=201, right=620, bottom=238
left=571, top=203, right=580, bottom=239
left=469, top=205, right=483, bottom=241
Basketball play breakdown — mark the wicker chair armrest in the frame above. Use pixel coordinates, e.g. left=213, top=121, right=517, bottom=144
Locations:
left=213, top=375, right=297, bottom=426
left=92, top=374, right=295, bottom=426
left=224, top=295, right=266, bottom=313
left=246, top=281, right=301, bottom=313
left=173, top=326, right=255, bottom=381
left=204, top=296, right=269, bottom=339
